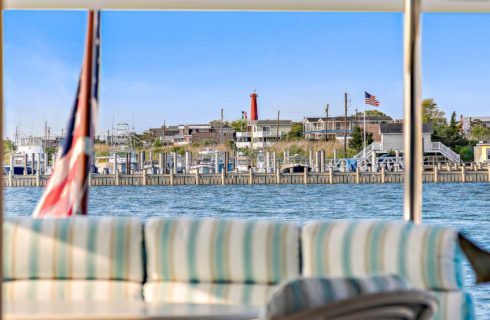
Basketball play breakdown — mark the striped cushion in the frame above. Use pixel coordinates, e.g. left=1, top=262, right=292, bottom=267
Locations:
left=3, top=217, right=144, bottom=282
left=302, top=221, right=464, bottom=290
left=267, top=275, right=410, bottom=318
left=144, top=281, right=276, bottom=307
left=3, top=280, right=143, bottom=302
left=432, top=290, right=474, bottom=320
left=145, top=218, right=300, bottom=284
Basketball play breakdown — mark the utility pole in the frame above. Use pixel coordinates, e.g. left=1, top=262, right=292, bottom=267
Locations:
left=344, top=93, right=348, bottom=158
left=324, top=104, right=329, bottom=142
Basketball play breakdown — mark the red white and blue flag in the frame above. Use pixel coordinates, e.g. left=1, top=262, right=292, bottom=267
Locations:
left=364, top=91, right=380, bottom=107
left=33, top=11, right=100, bottom=217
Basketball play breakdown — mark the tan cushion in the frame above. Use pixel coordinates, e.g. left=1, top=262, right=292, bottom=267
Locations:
left=144, top=281, right=277, bottom=307
left=3, top=280, right=143, bottom=302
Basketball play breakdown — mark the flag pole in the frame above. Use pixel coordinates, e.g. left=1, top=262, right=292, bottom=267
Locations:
left=79, top=10, right=95, bottom=215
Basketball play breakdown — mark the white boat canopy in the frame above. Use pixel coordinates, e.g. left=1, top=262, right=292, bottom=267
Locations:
left=2, top=0, right=488, bottom=222
left=4, top=0, right=490, bottom=12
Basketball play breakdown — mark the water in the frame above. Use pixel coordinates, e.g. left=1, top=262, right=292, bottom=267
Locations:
left=4, top=183, right=490, bottom=318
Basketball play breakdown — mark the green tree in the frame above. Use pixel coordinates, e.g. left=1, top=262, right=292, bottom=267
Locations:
left=348, top=125, right=373, bottom=152
left=356, top=109, right=387, bottom=117
left=3, top=139, right=15, bottom=154
left=229, top=119, right=248, bottom=132
left=470, top=124, right=490, bottom=142
left=286, top=122, right=303, bottom=140
left=422, top=99, right=446, bottom=128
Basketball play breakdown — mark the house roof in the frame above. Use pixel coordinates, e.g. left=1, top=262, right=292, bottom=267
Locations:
left=250, top=120, right=293, bottom=125
left=380, top=123, right=433, bottom=134
left=304, top=115, right=393, bottom=122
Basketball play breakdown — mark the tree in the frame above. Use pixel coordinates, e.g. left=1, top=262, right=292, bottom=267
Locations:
left=286, top=122, right=303, bottom=140
left=229, top=119, right=247, bottom=132
left=348, top=125, right=373, bottom=152
left=470, top=124, right=490, bottom=142
left=422, top=99, right=446, bottom=128
left=356, top=109, right=387, bottom=117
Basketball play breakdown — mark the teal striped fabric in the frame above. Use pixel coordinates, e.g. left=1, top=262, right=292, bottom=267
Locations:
left=3, top=280, right=143, bottom=302
left=3, top=217, right=144, bottom=282
left=266, top=275, right=411, bottom=318
left=302, top=221, right=464, bottom=290
left=144, top=281, right=277, bottom=307
left=431, top=290, right=474, bottom=320
left=145, top=218, right=300, bottom=284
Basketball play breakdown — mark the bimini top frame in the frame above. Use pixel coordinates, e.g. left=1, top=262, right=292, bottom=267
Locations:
left=4, top=0, right=490, bottom=12
left=3, top=0, right=489, bottom=223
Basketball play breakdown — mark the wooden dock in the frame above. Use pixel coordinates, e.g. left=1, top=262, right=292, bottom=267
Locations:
left=5, top=167, right=490, bottom=187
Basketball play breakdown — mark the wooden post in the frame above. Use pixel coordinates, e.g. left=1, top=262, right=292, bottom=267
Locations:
left=446, top=163, right=451, bottom=172
left=172, top=152, right=177, bottom=175
left=371, top=152, right=377, bottom=172
left=434, top=165, right=439, bottom=183
left=8, top=168, right=13, bottom=187
left=115, top=169, right=120, bottom=186
left=303, top=166, right=308, bottom=185
left=9, top=154, right=14, bottom=175
left=381, top=166, right=386, bottom=183
left=88, top=172, right=92, bottom=187
left=195, top=171, right=200, bottom=185
left=355, top=166, right=360, bottom=184
left=31, top=153, right=35, bottom=175
left=329, top=167, right=333, bottom=184
left=461, top=165, right=466, bottom=183
left=276, top=168, right=280, bottom=184
left=142, top=169, right=147, bottom=186
left=488, top=166, right=490, bottom=183
left=170, top=172, right=174, bottom=186
left=114, top=153, right=118, bottom=174
left=249, top=168, right=253, bottom=185
left=36, top=170, right=40, bottom=187
left=221, top=169, right=226, bottom=185
left=43, top=153, right=47, bottom=175
left=24, top=154, right=28, bottom=175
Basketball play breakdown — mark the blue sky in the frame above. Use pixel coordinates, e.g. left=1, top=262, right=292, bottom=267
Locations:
left=4, top=11, right=490, bottom=139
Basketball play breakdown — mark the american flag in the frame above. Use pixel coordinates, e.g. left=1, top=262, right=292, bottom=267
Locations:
left=365, top=91, right=380, bottom=107
left=33, top=11, right=100, bottom=218
left=241, top=111, right=248, bottom=119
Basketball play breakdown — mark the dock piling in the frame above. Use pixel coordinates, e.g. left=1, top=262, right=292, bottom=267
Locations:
left=461, top=165, right=466, bottom=183
left=434, top=165, right=439, bottom=183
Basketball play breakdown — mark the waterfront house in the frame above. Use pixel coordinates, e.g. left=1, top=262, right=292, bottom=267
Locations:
left=236, top=119, right=292, bottom=149
left=354, top=123, right=461, bottom=168
left=149, top=124, right=235, bottom=146
left=474, top=143, right=490, bottom=163
left=303, top=115, right=392, bottom=140
left=461, top=116, right=490, bottom=133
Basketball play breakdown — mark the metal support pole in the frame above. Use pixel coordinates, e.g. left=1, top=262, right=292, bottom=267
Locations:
left=403, top=0, right=423, bottom=223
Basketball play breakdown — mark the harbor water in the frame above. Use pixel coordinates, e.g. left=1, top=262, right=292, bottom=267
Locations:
left=4, top=183, right=490, bottom=318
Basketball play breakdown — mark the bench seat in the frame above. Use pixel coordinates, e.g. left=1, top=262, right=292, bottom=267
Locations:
left=144, top=281, right=276, bottom=307
left=3, top=280, right=143, bottom=302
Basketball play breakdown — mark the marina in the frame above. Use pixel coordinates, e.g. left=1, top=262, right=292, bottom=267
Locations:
left=5, top=166, right=490, bottom=187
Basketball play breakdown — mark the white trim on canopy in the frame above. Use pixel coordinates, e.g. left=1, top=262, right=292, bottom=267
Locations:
left=4, top=0, right=490, bottom=13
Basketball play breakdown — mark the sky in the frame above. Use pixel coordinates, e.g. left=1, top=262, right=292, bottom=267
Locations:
left=4, top=11, right=490, bottom=139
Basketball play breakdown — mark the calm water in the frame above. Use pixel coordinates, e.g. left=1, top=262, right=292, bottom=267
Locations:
left=4, top=183, right=490, bottom=318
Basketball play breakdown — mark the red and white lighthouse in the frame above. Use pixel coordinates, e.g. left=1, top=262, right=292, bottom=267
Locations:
left=250, top=90, right=258, bottom=121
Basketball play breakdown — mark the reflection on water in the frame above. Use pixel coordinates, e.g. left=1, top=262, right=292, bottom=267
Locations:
left=4, top=183, right=490, bottom=317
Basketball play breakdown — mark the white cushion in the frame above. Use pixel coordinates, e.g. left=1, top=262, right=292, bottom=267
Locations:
left=3, top=217, right=144, bottom=282
left=145, top=218, right=300, bottom=284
